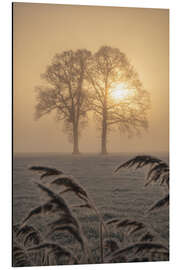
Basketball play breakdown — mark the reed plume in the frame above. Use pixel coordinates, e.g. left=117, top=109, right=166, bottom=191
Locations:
left=139, top=232, right=154, bottom=242
left=114, top=155, right=169, bottom=212
left=106, top=242, right=168, bottom=262
left=105, top=215, right=168, bottom=262
left=13, top=157, right=169, bottom=266
left=145, top=162, right=169, bottom=187
left=37, top=183, right=73, bottom=215
left=114, top=155, right=162, bottom=173
left=16, top=225, right=42, bottom=248
left=29, top=166, right=63, bottom=179
left=29, top=167, right=107, bottom=263
left=114, top=155, right=169, bottom=187
left=49, top=174, right=107, bottom=233
left=50, top=175, right=88, bottom=200
left=106, top=218, right=146, bottom=236
left=35, top=184, right=88, bottom=256
left=30, top=167, right=107, bottom=230
left=148, top=194, right=169, bottom=212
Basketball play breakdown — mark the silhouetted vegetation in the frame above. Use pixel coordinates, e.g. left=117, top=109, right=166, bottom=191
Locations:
left=35, top=46, right=150, bottom=154
left=114, top=155, right=169, bottom=212
left=87, top=46, right=150, bottom=154
left=13, top=155, right=169, bottom=266
left=35, top=49, right=92, bottom=154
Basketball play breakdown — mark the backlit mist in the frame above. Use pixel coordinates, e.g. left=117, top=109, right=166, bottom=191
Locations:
left=13, top=3, right=169, bottom=153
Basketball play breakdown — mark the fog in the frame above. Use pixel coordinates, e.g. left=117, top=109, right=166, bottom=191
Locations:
left=13, top=3, right=169, bottom=153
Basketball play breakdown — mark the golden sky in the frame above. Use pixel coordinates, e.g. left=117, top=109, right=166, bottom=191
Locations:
left=13, top=3, right=169, bottom=153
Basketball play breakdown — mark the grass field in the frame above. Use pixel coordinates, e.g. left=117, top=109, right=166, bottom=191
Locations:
left=13, top=153, right=169, bottom=265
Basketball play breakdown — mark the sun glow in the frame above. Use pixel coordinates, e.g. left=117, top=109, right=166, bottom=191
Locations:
left=110, top=83, right=133, bottom=101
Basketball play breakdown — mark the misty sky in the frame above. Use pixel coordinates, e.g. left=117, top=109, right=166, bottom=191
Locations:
left=13, top=3, right=169, bottom=153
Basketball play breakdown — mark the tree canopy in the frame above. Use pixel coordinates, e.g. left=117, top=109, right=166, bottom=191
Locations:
left=35, top=49, right=91, bottom=154
left=86, top=46, right=150, bottom=154
left=35, top=46, right=150, bottom=154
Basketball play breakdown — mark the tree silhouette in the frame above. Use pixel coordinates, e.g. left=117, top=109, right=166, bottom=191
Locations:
left=35, top=49, right=91, bottom=154
left=86, top=46, right=150, bottom=154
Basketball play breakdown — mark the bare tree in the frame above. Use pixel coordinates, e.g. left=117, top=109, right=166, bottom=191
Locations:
left=86, top=46, right=150, bottom=154
left=35, top=49, right=91, bottom=154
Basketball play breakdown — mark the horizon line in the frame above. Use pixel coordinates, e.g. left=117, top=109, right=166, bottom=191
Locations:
left=14, top=150, right=169, bottom=155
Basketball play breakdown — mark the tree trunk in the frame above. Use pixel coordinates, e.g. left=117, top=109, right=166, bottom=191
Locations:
left=101, top=112, right=107, bottom=155
left=72, top=123, right=80, bottom=154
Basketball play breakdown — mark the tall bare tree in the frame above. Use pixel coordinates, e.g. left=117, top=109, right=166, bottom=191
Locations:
left=35, top=49, right=91, bottom=154
left=86, top=46, right=150, bottom=154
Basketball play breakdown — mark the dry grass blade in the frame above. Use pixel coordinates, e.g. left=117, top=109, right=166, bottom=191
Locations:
left=113, top=155, right=169, bottom=212
left=107, top=242, right=168, bottom=262
left=49, top=224, right=86, bottom=252
left=13, top=223, right=21, bottom=234
left=116, top=219, right=144, bottom=229
left=115, top=219, right=146, bottom=236
left=50, top=175, right=88, bottom=200
left=129, top=257, right=149, bottom=262
left=28, top=242, right=70, bottom=255
left=16, top=225, right=39, bottom=237
left=106, top=218, right=146, bottom=237
left=139, top=231, right=154, bottom=242
left=151, top=251, right=169, bottom=260
left=13, top=245, right=25, bottom=258
left=37, top=183, right=72, bottom=215
left=24, top=231, right=42, bottom=247
left=72, top=203, right=92, bottom=209
left=134, top=242, right=168, bottom=255
left=29, top=166, right=63, bottom=179
left=21, top=199, right=65, bottom=225
left=15, top=225, right=42, bottom=247
left=115, top=219, right=134, bottom=227
left=47, top=213, right=88, bottom=255
left=36, top=184, right=88, bottom=254
left=27, top=242, right=74, bottom=262
left=13, top=245, right=31, bottom=267
left=106, top=218, right=158, bottom=245
left=113, top=155, right=162, bottom=174
left=104, top=239, right=119, bottom=253
left=33, top=168, right=107, bottom=237
left=106, top=218, right=120, bottom=225
left=160, top=172, right=169, bottom=187
left=50, top=175, right=107, bottom=233
left=145, top=162, right=169, bottom=187
left=148, top=194, right=169, bottom=212
left=48, top=214, right=79, bottom=230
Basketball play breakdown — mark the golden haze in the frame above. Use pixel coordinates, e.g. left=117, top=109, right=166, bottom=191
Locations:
left=13, top=3, right=169, bottom=153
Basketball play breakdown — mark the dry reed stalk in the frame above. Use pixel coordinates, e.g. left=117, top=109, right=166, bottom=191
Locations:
left=30, top=167, right=108, bottom=234
left=51, top=175, right=108, bottom=233
left=38, top=184, right=88, bottom=252
left=99, top=221, right=104, bottom=263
